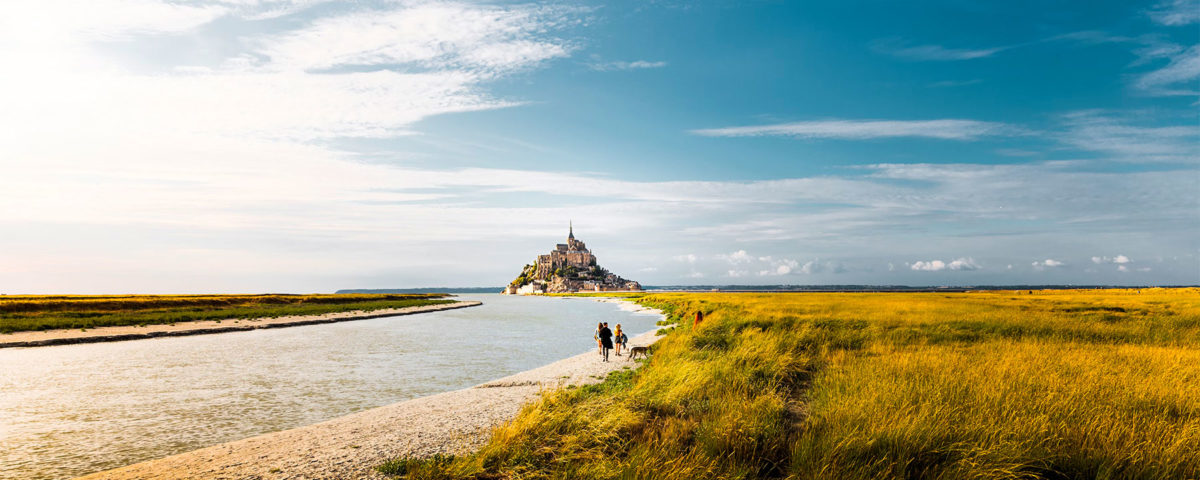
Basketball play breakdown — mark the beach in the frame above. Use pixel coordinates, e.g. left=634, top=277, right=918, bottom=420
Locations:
left=78, top=326, right=663, bottom=480
left=0, top=301, right=482, bottom=349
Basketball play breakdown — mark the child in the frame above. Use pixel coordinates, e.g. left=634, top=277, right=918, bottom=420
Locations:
left=614, top=324, right=628, bottom=356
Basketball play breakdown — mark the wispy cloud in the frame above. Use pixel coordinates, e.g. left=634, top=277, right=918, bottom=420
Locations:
left=692, top=119, right=1020, bottom=140
left=1148, top=0, right=1200, bottom=25
left=1, top=2, right=579, bottom=141
left=872, top=38, right=1005, bottom=61
left=587, top=60, right=667, bottom=71
left=1056, top=111, right=1199, bottom=162
left=928, top=79, right=983, bottom=88
left=1050, top=30, right=1198, bottom=97
left=247, top=2, right=577, bottom=75
left=0, top=0, right=229, bottom=41
left=1136, top=44, right=1200, bottom=96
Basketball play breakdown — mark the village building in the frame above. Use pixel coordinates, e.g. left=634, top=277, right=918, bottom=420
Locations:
left=502, top=224, right=642, bottom=295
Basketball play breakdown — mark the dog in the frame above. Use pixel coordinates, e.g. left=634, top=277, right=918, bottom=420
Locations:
left=628, top=346, right=649, bottom=361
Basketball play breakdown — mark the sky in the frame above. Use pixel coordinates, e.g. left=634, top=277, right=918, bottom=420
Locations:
left=0, top=0, right=1197, bottom=293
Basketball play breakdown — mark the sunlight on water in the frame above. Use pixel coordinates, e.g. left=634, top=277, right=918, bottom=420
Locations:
left=0, top=295, right=662, bottom=480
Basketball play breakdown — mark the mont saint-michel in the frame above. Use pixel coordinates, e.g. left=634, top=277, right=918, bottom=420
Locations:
left=502, top=225, right=642, bottom=295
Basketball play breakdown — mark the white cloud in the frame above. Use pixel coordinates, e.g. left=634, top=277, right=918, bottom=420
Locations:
left=1032, top=259, right=1066, bottom=271
left=1136, top=44, right=1200, bottom=96
left=674, top=254, right=698, bottom=263
left=692, top=119, right=1019, bottom=141
left=872, top=38, right=1005, bottom=61
left=587, top=60, right=667, bottom=71
left=727, top=270, right=748, bottom=278
left=1148, top=0, right=1200, bottom=25
left=0, top=1, right=578, bottom=145
left=1056, top=111, right=1198, bottom=162
left=911, top=260, right=944, bottom=271
left=1092, top=255, right=1131, bottom=264
left=0, top=0, right=229, bottom=42
left=911, top=257, right=980, bottom=271
left=718, top=249, right=754, bottom=264
left=247, top=2, right=576, bottom=75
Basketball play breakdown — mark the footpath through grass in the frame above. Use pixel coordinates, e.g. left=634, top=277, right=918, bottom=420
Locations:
left=0, top=294, right=455, bottom=333
left=380, top=288, right=1200, bottom=479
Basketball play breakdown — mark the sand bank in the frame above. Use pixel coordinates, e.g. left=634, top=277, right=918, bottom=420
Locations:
left=0, top=301, right=482, bottom=349
left=77, top=324, right=664, bottom=480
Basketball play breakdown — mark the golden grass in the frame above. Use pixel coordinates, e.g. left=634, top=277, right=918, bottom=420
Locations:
left=380, top=288, right=1200, bottom=479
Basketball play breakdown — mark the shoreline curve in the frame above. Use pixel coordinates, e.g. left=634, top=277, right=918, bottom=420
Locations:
left=0, top=301, right=483, bottom=349
left=75, top=300, right=665, bottom=480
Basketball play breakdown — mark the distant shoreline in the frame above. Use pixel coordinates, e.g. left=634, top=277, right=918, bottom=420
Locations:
left=0, top=301, right=482, bottom=349
left=335, top=285, right=1197, bottom=295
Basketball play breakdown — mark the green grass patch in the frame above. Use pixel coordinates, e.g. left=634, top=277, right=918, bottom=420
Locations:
left=0, top=294, right=455, bottom=333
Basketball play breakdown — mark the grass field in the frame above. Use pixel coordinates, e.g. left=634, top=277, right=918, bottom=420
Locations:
left=380, top=288, right=1200, bottom=479
left=0, top=294, right=455, bottom=334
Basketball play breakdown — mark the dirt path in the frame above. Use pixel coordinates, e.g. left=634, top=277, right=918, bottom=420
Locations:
left=0, top=301, right=482, bottom=349
left=77, top=327, right=663, bottom=480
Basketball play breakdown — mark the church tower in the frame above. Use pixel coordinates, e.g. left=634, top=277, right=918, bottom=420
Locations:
left=568, top=221, right=574, bottom=240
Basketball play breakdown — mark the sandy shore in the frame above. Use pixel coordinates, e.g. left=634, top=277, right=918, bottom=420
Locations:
left=77, top=324, right=663, bottom=480
left=0, top=301, right=482, bottom=349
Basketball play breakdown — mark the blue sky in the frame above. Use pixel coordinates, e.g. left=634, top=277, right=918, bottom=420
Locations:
left=0, top=0, right=1196, bottom=292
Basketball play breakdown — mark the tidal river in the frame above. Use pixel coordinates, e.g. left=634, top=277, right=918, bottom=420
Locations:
left=0, top=295, right=663, bottom=480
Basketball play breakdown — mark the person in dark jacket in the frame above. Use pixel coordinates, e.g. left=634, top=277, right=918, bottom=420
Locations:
left=598, top=324, right=614, bottom=362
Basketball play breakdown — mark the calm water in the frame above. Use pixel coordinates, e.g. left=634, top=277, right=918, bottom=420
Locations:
left=0, top=295, right=662, bottom=480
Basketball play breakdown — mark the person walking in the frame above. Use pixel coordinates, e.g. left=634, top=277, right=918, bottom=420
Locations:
left=613, top=324, right=627, bottom=356
left=598, top=323, right=614, bottom=362
left=594, top=322, right=604, bottom=355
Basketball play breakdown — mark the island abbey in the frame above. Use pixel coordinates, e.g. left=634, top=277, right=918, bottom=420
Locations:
left=502, top=224, right=642, bottom=294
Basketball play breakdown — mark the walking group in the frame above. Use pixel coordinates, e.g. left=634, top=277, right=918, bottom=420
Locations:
left=593, top=322, right=627, bottom=362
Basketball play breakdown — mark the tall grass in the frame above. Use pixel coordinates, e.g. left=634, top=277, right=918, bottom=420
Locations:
left=0, top=294, right=453, bottom=333
left=380, top=288, right=1200, bottom=479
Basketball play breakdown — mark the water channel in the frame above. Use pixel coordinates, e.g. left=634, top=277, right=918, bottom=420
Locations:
left=0, top=295, right=662, bottom=479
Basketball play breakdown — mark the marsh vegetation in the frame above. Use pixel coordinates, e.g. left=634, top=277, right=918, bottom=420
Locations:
left=381, top=289, right=1200, bottom=479
left=0, top=294, right=453, bottom=333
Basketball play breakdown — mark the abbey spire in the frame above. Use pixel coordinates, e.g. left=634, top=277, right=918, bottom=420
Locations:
left=502, top=225, right=642, bottom=294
